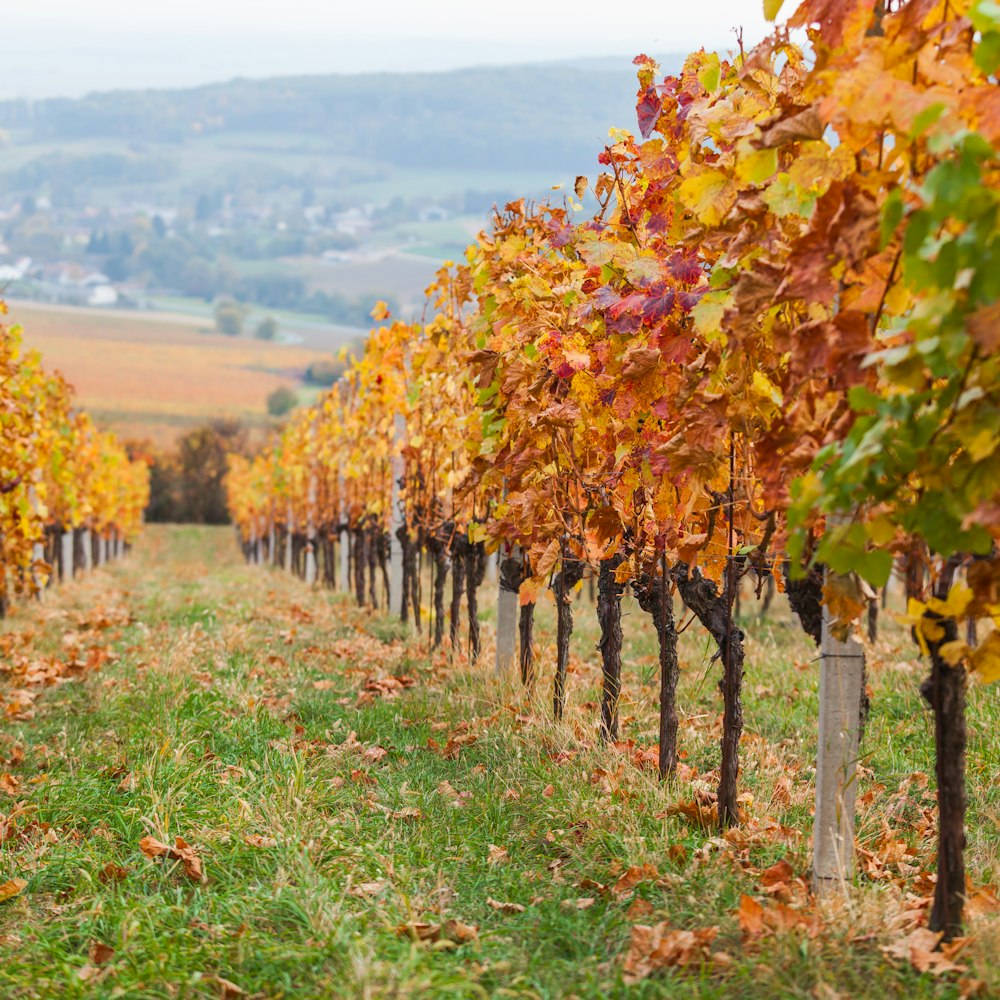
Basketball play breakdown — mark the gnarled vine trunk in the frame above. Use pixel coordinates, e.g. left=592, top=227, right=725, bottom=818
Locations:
left=635, top=569, right=679, bottom=779
left=431, top=534, right=449, bottom=648
left=597, top=554, right=625, bottom=742
left=519, top=601, right=535, bottom=688
left=450, top=536, right=466, bottom=649
left=552, top=550, right=585, bottom=720
left=920, top=566, right=967, bottom=941
left=672, top=561, right=744, bottom=828
left=465, top=539, right=487, bottom=661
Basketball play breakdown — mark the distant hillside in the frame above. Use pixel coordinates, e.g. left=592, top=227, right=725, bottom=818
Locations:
left=0, top=59, right=685, bottom=172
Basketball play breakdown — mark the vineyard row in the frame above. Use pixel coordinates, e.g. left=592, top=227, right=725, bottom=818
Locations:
left=226, top=0, right=1000, bottom=939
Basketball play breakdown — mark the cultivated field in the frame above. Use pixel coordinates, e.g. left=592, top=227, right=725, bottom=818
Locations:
left=9, top=301, right=336, bottom=445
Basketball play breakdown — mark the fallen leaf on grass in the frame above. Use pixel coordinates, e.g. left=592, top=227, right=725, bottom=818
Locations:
left=622, top=922, right=719, bottom=982
left=98, top=864, right=130, bottom=884
left=443, top=919, right=479, bottom=943
left=881, top=928, right=969, bottom=975
left=737, top=894, right=821, bottom=940
left=390, top=808, right=422, bottom=821
left=562, top=897, right=595, bottom=910
left=201, top=974, right=246, bottom=998
left=486, top=897, right=525, bottom=913
left=89, top=942, right=115, bottom=965
left=0, top=878, right=27, bottom=903
left=759, top=858, right=794, bottom=888
left=626, top=898, right=655, bottom=920
left=139, top=835, right=205, bottom=883
left=613, top=863, right=661, bottom=898
left=396, top=919, right=479, bottom=944
left=488, top=844, right=510, bottom=866
left=0, top=774, right=21, bottom=796
left=243, top=834, right=278, bottom=849
left=348, top=879, right=389, bottom=897
left=397, top=921, right=440, bottom=942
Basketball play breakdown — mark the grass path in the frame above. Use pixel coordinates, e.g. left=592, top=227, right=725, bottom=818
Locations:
left=0, top=525, right=996, bottom=998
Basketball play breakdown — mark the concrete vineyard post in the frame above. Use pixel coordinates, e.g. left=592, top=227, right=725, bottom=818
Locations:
left=60, top=530, right=74, bottom=582
left=495, top=543, right=520, bottom=676
left=82, top=528, right=92, bottom=573
left=813, top=558, right=865, bottom=895
left=284, top=501, right=294, bottom=574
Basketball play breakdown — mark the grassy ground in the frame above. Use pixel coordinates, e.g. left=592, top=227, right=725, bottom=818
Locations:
left=0, top=525, right=996, bottom=999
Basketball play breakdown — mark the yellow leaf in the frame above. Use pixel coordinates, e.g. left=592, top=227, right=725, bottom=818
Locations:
left=678, top=168, right=738, bottom=226
left=751, top=370, right=783, bottom=406
left=0, top=878, right=27, bottom=903
left=926, top=582, right=974, bottom=620
left=467, top=522, right=487, bottom=544
left=764, top=0, right=785, bottom=20
left=938, top=640, right=970, bottom=667
left=736, top=147, right=778, bottom=186
left=970, top=631, right=1000, bottom=684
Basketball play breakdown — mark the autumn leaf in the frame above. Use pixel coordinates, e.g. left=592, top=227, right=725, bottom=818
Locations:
left=486, top=897, right=526, bottom=913
left=0, top=878, right=27, bottom=903
left=622, top=921, right=719, bottom=982
left=139, top=835, right=205, bottom=883
left=678, top=168, right=738, bottom=227
left=487, top=844, right=510, bottom=866
left=243, top=834, right=278, bottom=848
left=201, top=974, right=247, bottom=999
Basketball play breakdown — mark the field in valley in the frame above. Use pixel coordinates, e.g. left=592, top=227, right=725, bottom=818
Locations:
left=8, top=301, right=339, bottom=445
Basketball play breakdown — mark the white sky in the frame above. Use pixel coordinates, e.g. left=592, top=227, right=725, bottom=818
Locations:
left=4, top=1, right=773, bottom=98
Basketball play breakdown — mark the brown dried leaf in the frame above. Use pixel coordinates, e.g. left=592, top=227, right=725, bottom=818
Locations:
left=88, top=942, right=115, bottom=965
left=139, top=835, right=205, bottom=883
left=243, top=834, right=278, bottom=849
left=488, top=844, right=510, bottom=866
left=486, top=897, right=525, bottom=913
left=202, top=974, right=247, bottom=999
left=98, top=863, right=131, bottom=884
left=396, top=921, right=441, bottom=941
left=0, top=878, right=27, bottom=903
left=441, top=919, right=479, bottom=943
left=348, top=879, right=389, bottom=897
left=622, top=921, right=719, bottom=982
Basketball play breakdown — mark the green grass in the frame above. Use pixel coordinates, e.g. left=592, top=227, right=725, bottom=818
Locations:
left=0, top=525, right=996, bottom=998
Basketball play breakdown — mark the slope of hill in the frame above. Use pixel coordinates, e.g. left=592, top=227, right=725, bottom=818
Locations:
left=0, top=59, right=684, bottom=171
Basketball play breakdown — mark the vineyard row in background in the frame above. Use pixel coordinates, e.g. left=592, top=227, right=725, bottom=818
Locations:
left=0, top=306, right=149, bottom=615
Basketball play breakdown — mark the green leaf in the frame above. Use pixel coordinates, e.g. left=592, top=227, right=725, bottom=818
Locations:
left=974, top=31, right=1000, bottom=75
left=698, top=53, right=721, bottom=94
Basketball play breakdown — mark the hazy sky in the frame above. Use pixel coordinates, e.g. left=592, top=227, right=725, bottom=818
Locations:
left=4, top=1, right=773, bottom=98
